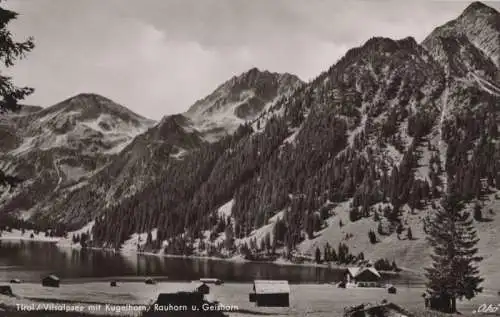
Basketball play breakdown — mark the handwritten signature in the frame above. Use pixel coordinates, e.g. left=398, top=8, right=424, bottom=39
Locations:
left=472, top=304, right=500, bottom=314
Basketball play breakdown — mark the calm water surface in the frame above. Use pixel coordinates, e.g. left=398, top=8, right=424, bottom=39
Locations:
left=0, top=240, right=415, bottom=284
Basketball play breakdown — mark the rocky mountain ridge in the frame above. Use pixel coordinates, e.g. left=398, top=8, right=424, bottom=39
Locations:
left=0, top=70, right=299, bottom=225
left=0, top=93, right=155, bottom=220
left=185, top=68, right=303, bottom=141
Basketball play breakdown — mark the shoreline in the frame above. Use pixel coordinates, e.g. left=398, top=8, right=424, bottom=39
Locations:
left=0, top=231, right=418, bottom=279
left=0, top=235, right=371, bottom=269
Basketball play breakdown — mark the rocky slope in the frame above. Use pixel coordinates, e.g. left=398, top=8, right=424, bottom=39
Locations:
left=185, top=68, right=303, bottom=141
left=17, top=69, right=300, bottom=225
left=0, top=93, right=155, bottom=221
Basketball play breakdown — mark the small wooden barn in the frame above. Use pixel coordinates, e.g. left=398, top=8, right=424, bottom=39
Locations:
left=144, top=278, right=156, bottom=285
left=199, top=278, right=223, bottom=285
left=387, top=285, right=397, bottom=294
left=191, top=282, right=210, bottom=294
left=249, top=280, right=290, bottom=307
left=110, top=281, right=117, bottom=287
left=428, top=293, right=453, bottom=313
left=0, top=285, right=13, bottom=296
left=9, top=279, right=21, bottom=284
left=42, top=275, right=60, bottom=288
left=345, top=267, right=381, bottom=286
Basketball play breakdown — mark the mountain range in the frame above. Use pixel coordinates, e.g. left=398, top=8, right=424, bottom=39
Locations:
left=1, top=1, right=499, bottom=289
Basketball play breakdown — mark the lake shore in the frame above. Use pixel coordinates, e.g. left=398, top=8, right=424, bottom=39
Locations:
left=0, top=229, right=416, bottom=281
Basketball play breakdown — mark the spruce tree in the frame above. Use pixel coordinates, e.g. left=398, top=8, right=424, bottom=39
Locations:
left=424, top=193, right=483, bottom=313
left=368, top=229, right=377, bottom=244
left=315, top=247, right=321, bottom=264
left=473, top=203, right=482, bottom=222
left=0, top=2, right=34, bottom=113
left=323, top=243, right=330, bottom=262
left=0, top=2, right=34, bottom=186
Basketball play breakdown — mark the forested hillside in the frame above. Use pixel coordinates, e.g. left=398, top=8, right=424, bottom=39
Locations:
left=83, top=4, right=499, bottom=262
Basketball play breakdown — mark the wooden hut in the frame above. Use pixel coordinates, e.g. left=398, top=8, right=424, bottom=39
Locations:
left=9, top=279, right=21, bottom=284
left=344, top=267, right=381, bottom=287
left=428, top=293, right=453, bottom=313
left=199, top=278, right=223, bottom=285
left=249, top=280, right=290, bottom=307
left=0, top=285, right=13, bottom=296
left=42, top=275, right=60, bottom=288
left=191, top=282, right=210, bottom=295
left=110, top=281, right=117, bottom=287
left=145, top=278, right=156, bottom=285
left=387, top=285, right=397, bottom=294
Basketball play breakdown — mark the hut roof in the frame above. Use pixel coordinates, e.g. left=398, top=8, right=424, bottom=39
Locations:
left=347, top=267, right=361, bottom=277
left=359, top=267, right=381, bottom=278
left=190, top=282, right=209, bottom=289
left=199, top=278, right=221, bottom=283
left=253, top=280, right=290, bottom=294
left=46, top=275, right=60, bottom=281
left=347, top=267, right=381, bottom=278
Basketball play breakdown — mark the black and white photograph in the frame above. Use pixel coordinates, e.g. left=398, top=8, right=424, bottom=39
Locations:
left=0, top=0, right=500, bottom=316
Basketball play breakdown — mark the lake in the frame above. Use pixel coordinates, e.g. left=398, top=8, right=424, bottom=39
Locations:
left=0, top=240, right=417, bottom=285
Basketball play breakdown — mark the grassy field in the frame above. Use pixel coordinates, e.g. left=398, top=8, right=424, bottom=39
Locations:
left=0, top=282, right=499, bottom=316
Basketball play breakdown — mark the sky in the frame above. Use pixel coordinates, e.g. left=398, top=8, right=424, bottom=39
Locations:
left=4, top=0, right=500, bottom=120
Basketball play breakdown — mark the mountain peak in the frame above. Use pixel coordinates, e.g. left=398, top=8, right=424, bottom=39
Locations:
left=422, top=1, right=500, bottom=69
left=229, top=67, right=301, bottom=88
left=184, top=68, right=302, bottom=141
left=71, top=92, right=110, bottom=100
left=461, top=1, right=499, bottom=16
left=244, top=67, right=261, bottom=75
left=362, top=36, right=418, bottom=52
left=43, top=93, right=153, bottom=125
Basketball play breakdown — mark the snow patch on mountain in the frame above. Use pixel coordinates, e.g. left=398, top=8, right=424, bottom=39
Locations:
left=235, top=211, right=284, bottom=247
left=217, top=199, right=234, bottom=219
left=121, top=229, right=158, bottom=254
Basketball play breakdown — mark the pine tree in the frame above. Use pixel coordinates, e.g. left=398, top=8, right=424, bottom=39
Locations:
left=0, top=3, right=34, bottom=113
left=146, top=231, right=153, bottom=246
left=264, top=232, right=271, bottom=253
left=407, top=227, right=413, bottom=240
left=473, top=203, right=482, bottom=222
left=424, top=193, right=483, bottom=313
left=368, top=229, right=377, bottom=244
left=315, top=246, right=321, bottom=264
left=377, top=221, right=384, bottom=235
left=349, top=207, right=360, bottom=222
left=331, top=247, right=338, bottom=262
left=323, top=243, right=330, bottom=262
left=396, top=223, right=403, bottom=240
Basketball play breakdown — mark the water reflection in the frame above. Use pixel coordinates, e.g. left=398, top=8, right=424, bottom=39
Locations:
left=0, top=240, right=404, bottom=284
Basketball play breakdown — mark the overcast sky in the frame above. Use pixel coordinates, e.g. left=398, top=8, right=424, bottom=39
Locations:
left=4, top=0, right=500, bottom=120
